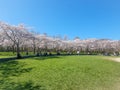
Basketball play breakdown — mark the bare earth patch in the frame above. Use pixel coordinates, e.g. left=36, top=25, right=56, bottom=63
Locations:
left=106, top=57, right=120, bottom=62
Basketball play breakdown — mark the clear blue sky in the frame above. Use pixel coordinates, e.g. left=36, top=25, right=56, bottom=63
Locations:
left=0, top=0, right=120, bottom=40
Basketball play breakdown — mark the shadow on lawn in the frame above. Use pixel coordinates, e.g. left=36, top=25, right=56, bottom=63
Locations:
left=0, top=60, right=45, bottom=90
left=0, top=80, right=45, bottom=90
left=0, top=55, right=60, bottom=62
left=33, top=56, right=61, bottom=60
left=0, top=55, right=36, bottom=62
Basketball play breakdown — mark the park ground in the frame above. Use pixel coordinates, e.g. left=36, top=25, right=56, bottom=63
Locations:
left=0, top=55, right=120, bottom=90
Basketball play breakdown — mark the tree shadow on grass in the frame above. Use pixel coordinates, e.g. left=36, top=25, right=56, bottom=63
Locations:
left=0, top=60, right=45, bottom=90
left=0, top=60, right=33, bottom=77
left=0, top=80, right=45, bottom=90
left=33, top=56, right=61, bottom=60
left=0, top=55, right=60, bottom=62
left=14, top=82, right=45, bottom=90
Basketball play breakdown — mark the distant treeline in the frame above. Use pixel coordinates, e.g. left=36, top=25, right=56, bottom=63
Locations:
left=0, top=21, right=120, bottom=58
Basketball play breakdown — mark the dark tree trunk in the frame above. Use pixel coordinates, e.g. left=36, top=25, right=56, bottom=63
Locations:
left=16, top=44, right=21, bottom=59
left=26, top=51, right=29, bottom=55
left=36, top=48, right=40, bottom=56
left=12, top=45, right=15, bottom=54
left=33, top=39, right=36, bottom=55
left=33, top=46, right=36, bottom=55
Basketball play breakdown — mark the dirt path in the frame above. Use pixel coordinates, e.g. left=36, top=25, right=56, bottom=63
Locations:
left=108, top=57, right=120, bottom=62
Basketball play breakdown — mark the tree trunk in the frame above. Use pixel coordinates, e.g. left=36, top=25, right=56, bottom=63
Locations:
left=33, top=46, right=36, bottom=55
left=16, top=44, right=21, bottom=59
left=12, top=45, right=15, bottom=54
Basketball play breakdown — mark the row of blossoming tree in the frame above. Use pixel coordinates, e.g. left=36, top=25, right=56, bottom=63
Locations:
left=0, top=21, right=120, bottom=58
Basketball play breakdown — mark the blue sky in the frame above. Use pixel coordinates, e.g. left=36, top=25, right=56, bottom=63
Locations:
left=0, top=0, right=120, bottom=40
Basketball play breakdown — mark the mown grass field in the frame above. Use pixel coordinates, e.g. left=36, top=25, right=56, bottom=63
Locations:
left=0, top=52, right=34, bottom=58
left=0, top=55, right=120, bottom=90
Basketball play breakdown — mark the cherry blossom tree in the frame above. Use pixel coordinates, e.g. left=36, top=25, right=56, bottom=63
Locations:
left=0, top=21, right=30, bottom=58
left=0, top=21, right=120, bottom=57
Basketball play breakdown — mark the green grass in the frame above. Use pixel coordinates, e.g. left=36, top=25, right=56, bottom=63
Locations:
left=0, top=55, right=120, bottom=90
left=0, top=52, right=34, bottom=58
left=0, top=52, right=16, bottom=58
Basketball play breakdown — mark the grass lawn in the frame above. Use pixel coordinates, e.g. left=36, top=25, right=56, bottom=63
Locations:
left=0, top=52, right=34, bottom=58
left=0, top=55, right=120, bottom=90
left=0, top=52, right=16, bottom=58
